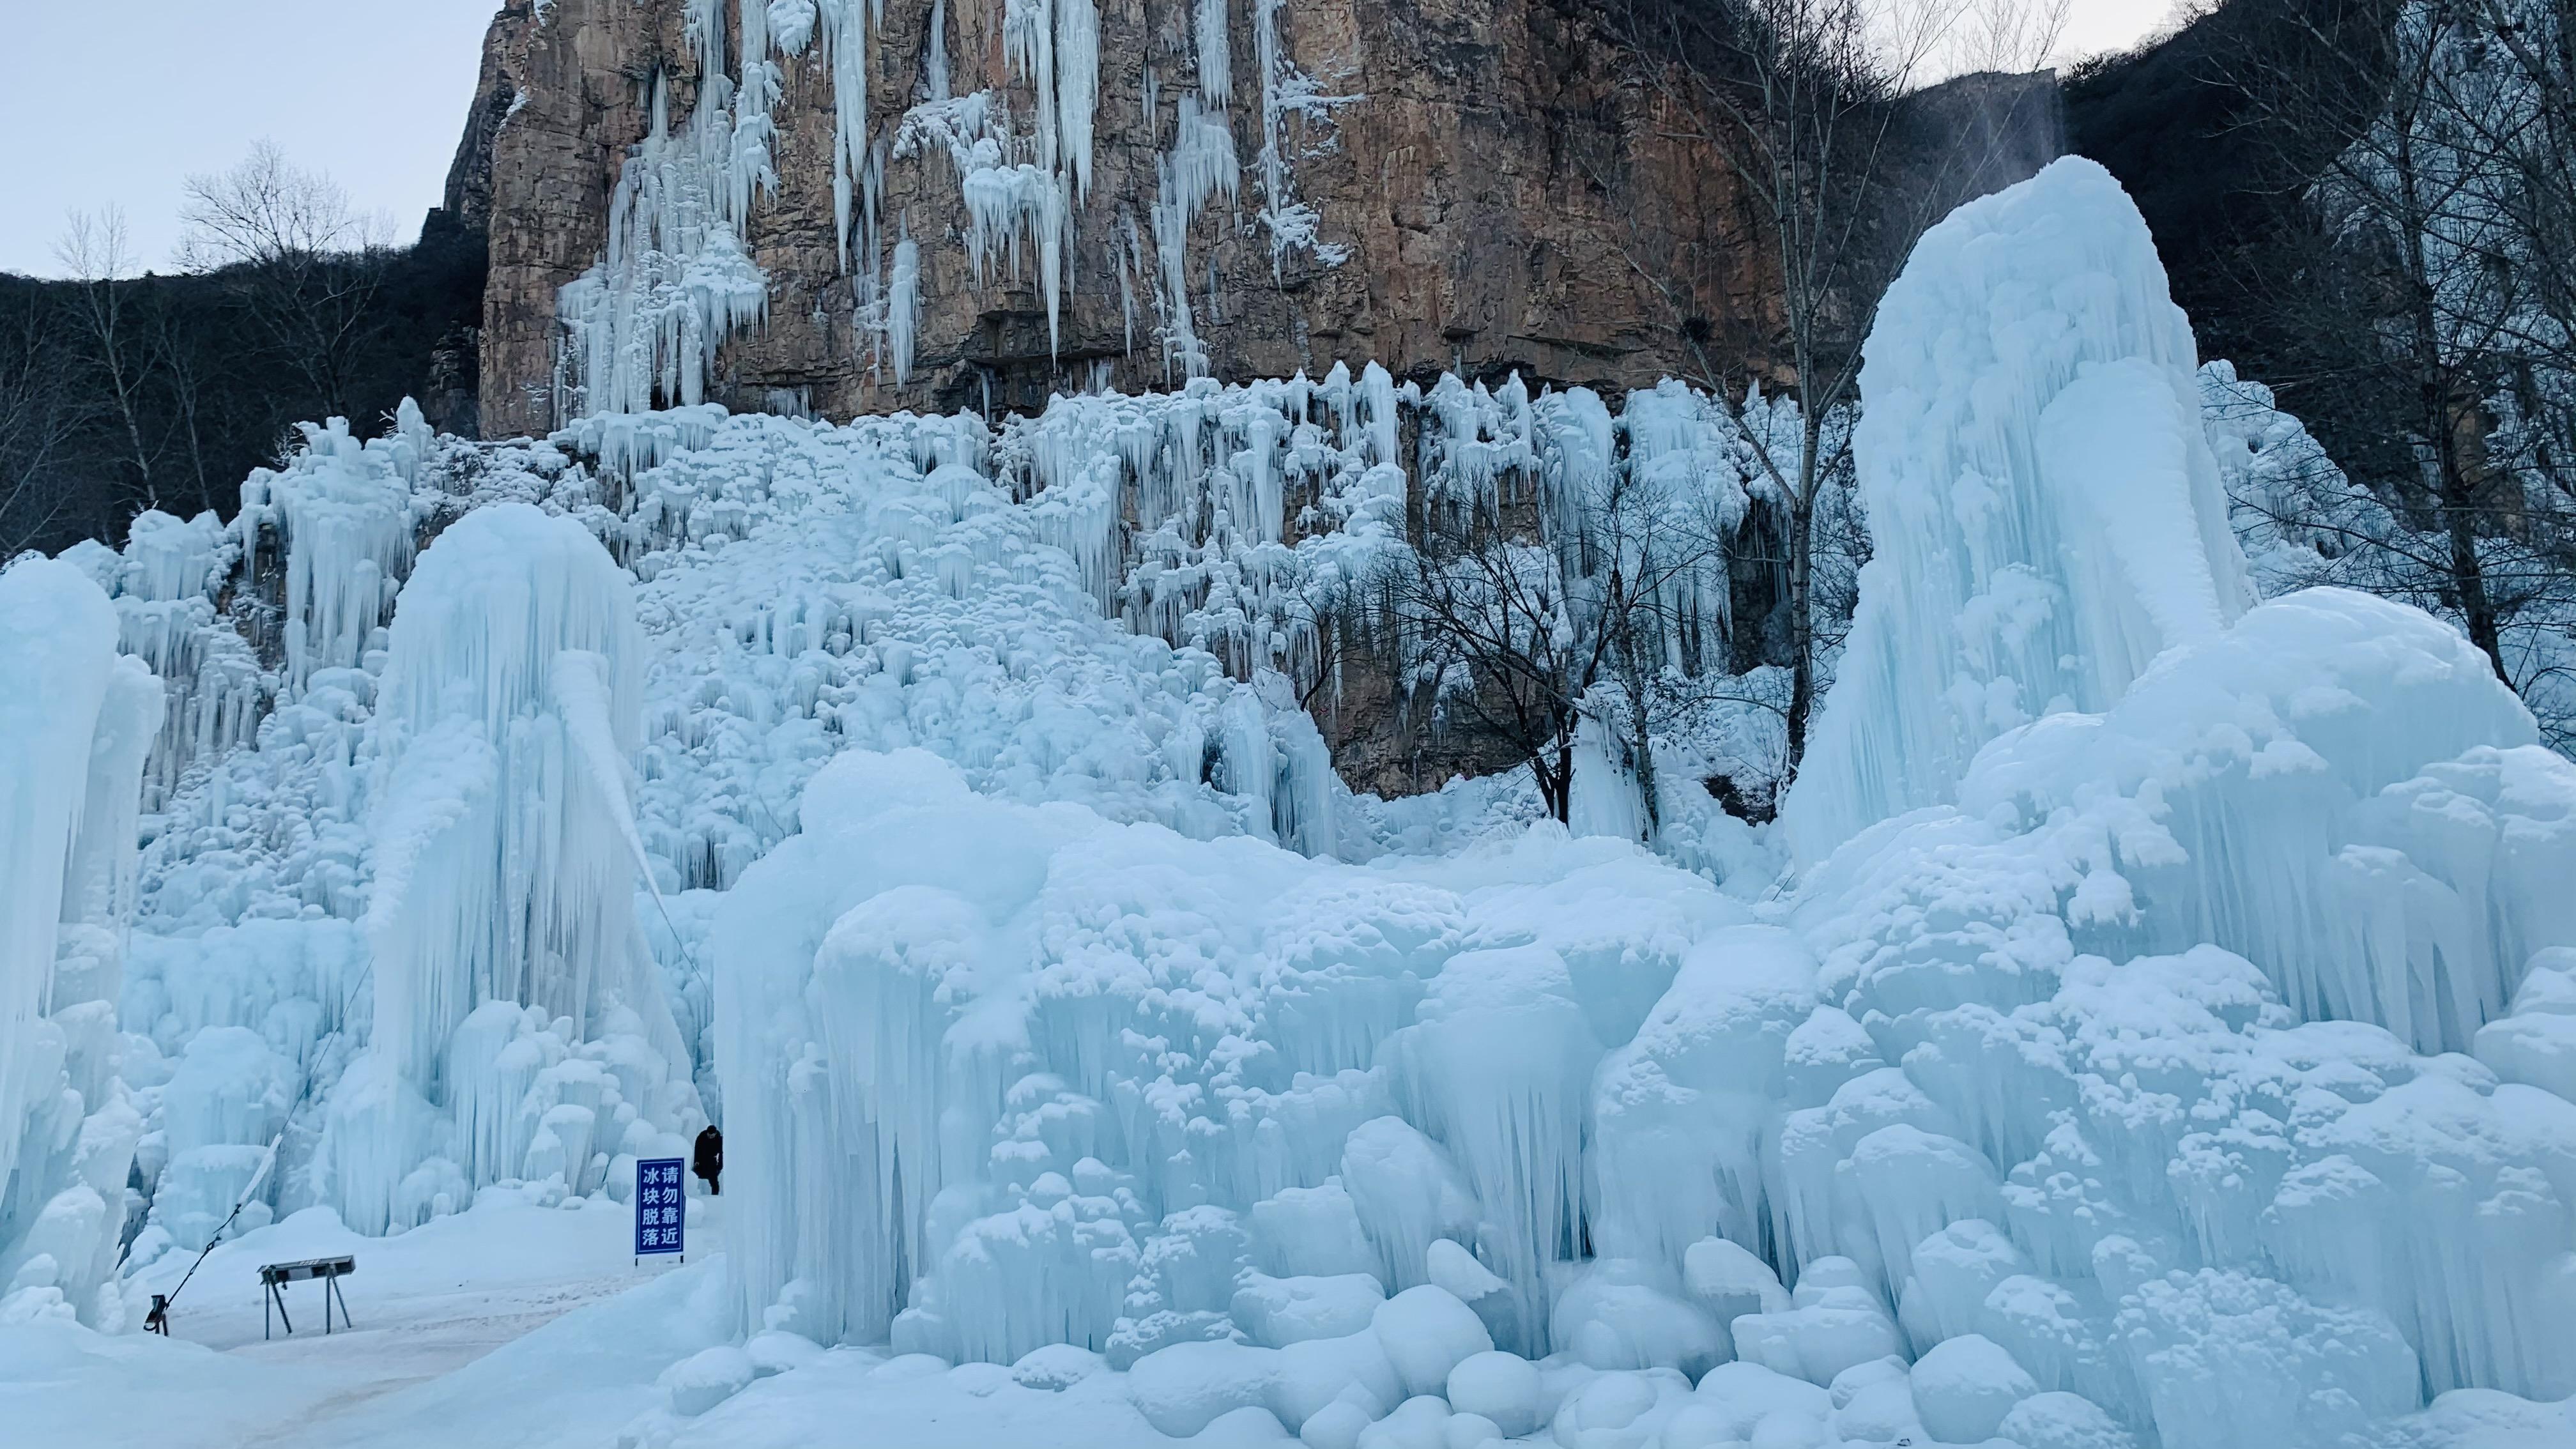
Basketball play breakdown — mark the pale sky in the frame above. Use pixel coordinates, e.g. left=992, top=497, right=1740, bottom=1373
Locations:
left=2055, top=0, right=2186, bottom=63
left=0, top=0, right=2176, bottom=280
left=0, top=2, right=497, bottom=277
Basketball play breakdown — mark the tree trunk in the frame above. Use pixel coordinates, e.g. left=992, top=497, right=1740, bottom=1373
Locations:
left=1783, top=422, right=1822, bottom=773
left=1629, top=709, right=1660, bottom=839
left=2405, top=220, right=2509, bottom=683
left=1542, top=739, right=1575, bottom=823
left=2434, top=378, right=2509, bottom=680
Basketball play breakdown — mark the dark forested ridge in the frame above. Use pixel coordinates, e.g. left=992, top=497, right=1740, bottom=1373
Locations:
left=2060, top=0, right=2404, bottom=389
left=0, top=210, right=485, bottom=559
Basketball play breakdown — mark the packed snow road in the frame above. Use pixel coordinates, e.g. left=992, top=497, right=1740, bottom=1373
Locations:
left=6, top=1192, right=720, bottom=1449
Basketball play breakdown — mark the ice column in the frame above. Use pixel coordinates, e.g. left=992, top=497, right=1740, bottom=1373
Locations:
left=887, top=232, right=923, bottom=385
left=1784, top=157, right=2257, bottom=861
left=349, top=504, right=689, bottom=1219
left=0, top=560, right=161, bottom=1327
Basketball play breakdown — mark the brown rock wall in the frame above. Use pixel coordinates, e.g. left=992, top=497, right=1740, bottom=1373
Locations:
left=470, top=0, right=1775, bottom=436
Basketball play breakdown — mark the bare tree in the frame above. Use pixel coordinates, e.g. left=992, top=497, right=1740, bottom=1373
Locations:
left=1571, top=459, right=1766, bottom=833
left=56, top=206, right=163, bottom=510
left=1370, top=433, right=1755, bottom=831
left=1606, top=0, right=1967, bottom=779
left=1376, top=517, right=1602, bottom=823
left=2220, top=1, right=2576, bottom=696
left=180, top=141, right=399, bottom=420
left=2207, top=0, right=2576, bottom=744
left=1945, top=0, right=2073, bottom=75
left=0, top=283, right=82, bottom=556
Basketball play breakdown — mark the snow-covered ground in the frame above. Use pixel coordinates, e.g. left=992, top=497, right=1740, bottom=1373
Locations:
left=10, top=156, right=2576, bottom=1449
left=8, top=1193, right=722, bottom=1449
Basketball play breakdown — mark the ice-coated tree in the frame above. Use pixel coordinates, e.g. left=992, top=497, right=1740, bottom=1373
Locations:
left=1600, top=0, right=1979, bottom=780
left=2218, top=0, right=2576, bottom=746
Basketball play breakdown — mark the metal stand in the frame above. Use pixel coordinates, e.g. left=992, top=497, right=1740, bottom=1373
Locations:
left=259, top=1255, right=356, bottom=1340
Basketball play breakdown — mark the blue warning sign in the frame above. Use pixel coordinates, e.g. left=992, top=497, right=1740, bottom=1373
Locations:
left=635, top=1157, right=687, bottom=1257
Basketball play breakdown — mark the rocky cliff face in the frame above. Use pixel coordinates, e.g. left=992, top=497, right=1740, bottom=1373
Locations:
left=443, top=0, right=2061, bottom=802
left=460, top=0, right=1777, bottom=436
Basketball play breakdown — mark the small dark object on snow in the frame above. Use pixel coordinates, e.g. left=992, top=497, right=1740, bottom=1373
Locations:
left=145, top=1294, right=171, bottom=1335
left=694, top=1124, right=723, bottom=1196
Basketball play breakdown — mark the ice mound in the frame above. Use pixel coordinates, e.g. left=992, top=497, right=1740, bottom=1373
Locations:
left=1765, top=161, right=2576, bottom=1439
left=1787, top=157, right=2257, bottom=862
left=714, top=743, right=1733, bottom=1366
left=702, top=157, right=2576, bottom=1449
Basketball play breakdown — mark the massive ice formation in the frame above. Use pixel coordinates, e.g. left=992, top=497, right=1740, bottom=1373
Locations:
left=323, top=503, right=699, bottom=1234
left=23, top=139, right=2576, bottom=1448
left=0, top=560, right=162, bottom=1328
left=698, top=155, right=2576, bottom=1449
left=1786, top=158, right=2258, bottom=862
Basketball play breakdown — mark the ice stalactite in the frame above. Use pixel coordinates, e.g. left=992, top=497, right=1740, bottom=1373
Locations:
left=1252, top=0, right=1289, bottom=266
left=1784, top=157, right=2257, bottom=862
left=558, top=0, right=808, bottom=420
left=887, top=230, right=923, bottom=385
left=556, top=69, right=772, bottom=419
left=820, top=0, right=876, bottom=273
left=967, top=0, right=1101, bottom=355
left=1150, top=98, right=1240, bottom=381
left=963, top=158, right=1070, bottom=353
left=330, top=503, right=697, bottom=1232
left=686, top=0, right=728, bottom=75
left=1249, top=0, right=1353, bottom=273
left=0, top=560, right=161, bottom=1329
left=924, top=0, right=950, bottom=101
left=1195, top=0, right=1233, bottom=109
left=1004, top=0, right=1060, bottom=180
left=1055, top=0, right=1101, bottom=203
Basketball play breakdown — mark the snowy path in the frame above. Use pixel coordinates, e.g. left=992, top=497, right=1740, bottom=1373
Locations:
left=10, top=1192, right=723, bottom=1449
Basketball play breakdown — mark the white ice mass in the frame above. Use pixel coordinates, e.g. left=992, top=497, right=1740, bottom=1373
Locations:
left=7, top=157, right=2576, bottom=1449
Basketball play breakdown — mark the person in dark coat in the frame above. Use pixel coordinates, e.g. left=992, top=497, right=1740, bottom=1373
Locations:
left=693, top=1124, right=723, bottom=1196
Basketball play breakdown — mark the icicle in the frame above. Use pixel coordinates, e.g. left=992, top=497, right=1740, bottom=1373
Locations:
left=1151, top=99, right=1239, bottom=381
left=1195, top=0, right=1232, bottom=109
left=1055, top=0, right=1100, bottom=203
left=924, top=0, right=950, bottom=100
left=820, top=0, right=873, bottom=271
left=1004, top=0, right=1060, bottom=178
left=888, top=229, right=923, bottom=385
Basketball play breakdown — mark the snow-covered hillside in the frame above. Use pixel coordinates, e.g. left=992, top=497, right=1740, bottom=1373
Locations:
left=6, top=158, right=2575, bottom=1449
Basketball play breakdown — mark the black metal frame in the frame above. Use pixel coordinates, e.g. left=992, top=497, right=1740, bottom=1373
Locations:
left=259, top=1255, right=356, bottom=1340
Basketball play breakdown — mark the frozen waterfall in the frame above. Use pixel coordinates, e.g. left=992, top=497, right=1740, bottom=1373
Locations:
left=322, top=503, right=700, bottom=1235
left=700, top=155, right=2576, bottom=1449
left=1, top=561, right=162, bottom=1328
